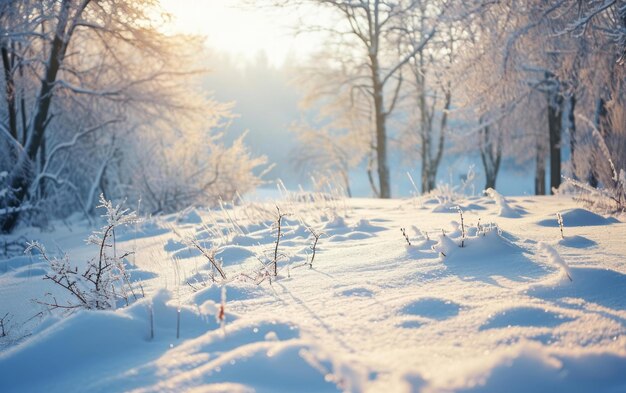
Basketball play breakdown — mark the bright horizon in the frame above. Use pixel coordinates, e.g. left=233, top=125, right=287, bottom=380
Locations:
left=159, top=0, right=325, bottom=67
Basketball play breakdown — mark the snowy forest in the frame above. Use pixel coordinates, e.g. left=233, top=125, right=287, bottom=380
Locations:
left=1, top=1, right=626, bottom=393
left=1, top=0, right=625, bottom=232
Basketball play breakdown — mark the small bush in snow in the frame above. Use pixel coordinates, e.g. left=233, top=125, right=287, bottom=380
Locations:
left=562, top=128, right=625, bottom=214
left=26, top=195, right=139, bottom=311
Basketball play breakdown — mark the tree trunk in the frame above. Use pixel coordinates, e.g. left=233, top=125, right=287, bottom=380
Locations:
left=420, top=138, right=429, bottom=193
left=366, top=154, right=380, bottom=198
left=426, top=89, right=450, bottom=193
left=1, top=46, right=18, bottom=141
left=341, top=170, right=352, bottom=198
left=370, top=55, right=390, bottom=199
left=548, top=92, right=563, bottom=194
left=418, top=66, right=430, bottom=194
left=535, top=142, right=546, bottom=195
left=1, top=0, right=72, bottom=233
left=479, top=120, right=502, bottom=191
left=39, top=135, right=47, bottom=198
left=590, top=96, right=608, bottom=187
left=568, top=94, right=577, bottom=179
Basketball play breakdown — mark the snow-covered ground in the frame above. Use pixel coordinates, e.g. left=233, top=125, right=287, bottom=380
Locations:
left=1, top=193, right=625, bottom=392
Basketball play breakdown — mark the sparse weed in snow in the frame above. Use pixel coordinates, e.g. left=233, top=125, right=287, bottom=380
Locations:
left=400, top=227, right=411, bottom=246
left=185, top=237, right=227, bottom=280
left=307, top=226, right=324, bottom=269
left=272, top=205, right=288, bottom=277
left=477, top=218, right=485, bottom=237
left=556, top=212, right=564, bottom=239
left=456, top=206, right=466, bottom=247
left=432, top=219, right=503, bottom=258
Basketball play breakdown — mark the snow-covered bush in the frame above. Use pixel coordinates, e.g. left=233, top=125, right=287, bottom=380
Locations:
left=126, top=126, right=269, bottom=215
left=26, top=196, right=139, bottom=311
left=563, top=128, right=626, bottom=213
left=0, top=1, right=269, bottom=232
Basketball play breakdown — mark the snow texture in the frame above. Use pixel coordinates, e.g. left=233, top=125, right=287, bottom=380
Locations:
left=1, top=195, right=625, bottom=392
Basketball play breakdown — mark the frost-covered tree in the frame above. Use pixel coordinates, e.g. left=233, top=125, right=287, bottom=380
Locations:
left=0, top=1, right=267, bottom=231
left=282, top=0, right=435, bottom=198
left=395, top=1, right=451, bottom=193
left=452, top=2, right=587, bottom=194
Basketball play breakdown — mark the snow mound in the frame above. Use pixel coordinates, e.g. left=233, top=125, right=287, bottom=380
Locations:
left=231, top=234, right=265, bottom=247
left=324, top=215, right=346, bottom=228
left=437, top=230, right=546, bottom=283
left=135, top=341, right=344, bottom=393
left=170, top=240, right=212, bottom=260
left=115, top=220, right=170, bottom=241
left=12, top=266, right=47, bottom=278
left=127, top=267, right=158, bottom=282
left=432, top=343, right=626, bottom=393
left=352, top=219, right=386, bottom=232
left=163, top=238, right=186, bottom=252
left=191, top=284, right=259, bottom=304
left=0, top=310, right=147, bottom=392
left=536, top=208, right=618, bottom=227
left=484, top=188, right=521, bottom=218
left=527, top=267, right=626, bottom=311
left=327, top=231, right=373, bottom=242
left=0, top=255, right=37, bottom=274
left=400, top=298, right=461, bottom=321
left=334, top=285, right=376, bottom=298
left=94, top=319, right=361, bottom=393
left=479, top=307, right=573, bottom=330
left=322, top=216, right=349, bottom=234
left=215, top=245, right=256, bottom=266
left=0, top=289, right=220, bottom=393
left=177, top=208, right=203, bottom=224
left=558, top=235, right=597, bottom=248
left=431, top=201, right=457, bottom=213
left=176, top=319, right=301, bottom=354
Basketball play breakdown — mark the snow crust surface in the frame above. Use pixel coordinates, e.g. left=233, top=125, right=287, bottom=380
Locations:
left=1, top=195, right=625, bottom=392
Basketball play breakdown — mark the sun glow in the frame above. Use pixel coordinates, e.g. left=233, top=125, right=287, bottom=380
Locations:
left=159, top=0, right=323, bottom=66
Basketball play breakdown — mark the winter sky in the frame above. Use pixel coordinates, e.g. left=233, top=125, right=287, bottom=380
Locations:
left=160, top=0, right=324, bottom=67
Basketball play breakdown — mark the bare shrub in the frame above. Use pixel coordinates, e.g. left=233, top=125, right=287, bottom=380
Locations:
left=26, top=195, right=138, bottom=311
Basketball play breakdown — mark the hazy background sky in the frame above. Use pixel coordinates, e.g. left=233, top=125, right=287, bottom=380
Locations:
left=159, top=0, right=322, bottom=66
